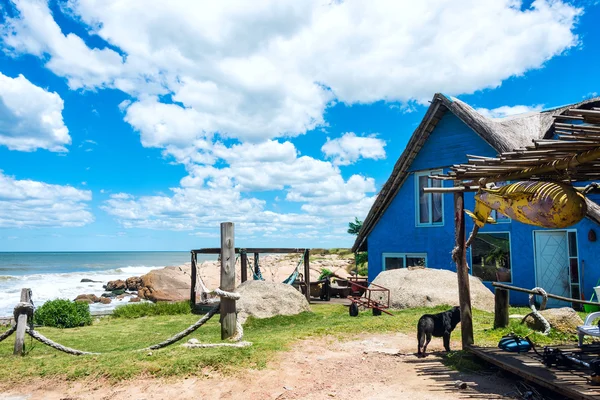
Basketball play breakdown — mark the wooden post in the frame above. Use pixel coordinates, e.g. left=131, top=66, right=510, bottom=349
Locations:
left=14, top=288, right=31, bottom=356
left=494, top=288, right=509, bottom=328
left=220, top=222, right=236, bottom=340
left=190, top=252, right=197, bottom=306
left=454, top=192, right=474, bottom=348
left=254, top=253, right=259, bottom=277
left=241, top=251, right=248, bottom=283
left=304, top=249, right=310, bottom=303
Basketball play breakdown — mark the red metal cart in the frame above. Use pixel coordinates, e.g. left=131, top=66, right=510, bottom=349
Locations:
left=347, top=280, right=392, bottom=316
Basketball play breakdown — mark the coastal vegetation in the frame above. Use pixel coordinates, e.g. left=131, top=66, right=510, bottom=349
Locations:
left=0, top=303, right=582, bottom=383
left=33, top=299, right=92, bottom=329
left=111, top=301, right=191, bottom=319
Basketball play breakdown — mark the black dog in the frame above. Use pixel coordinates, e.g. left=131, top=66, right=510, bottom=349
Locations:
left=417, top=306, right=461, bottom=357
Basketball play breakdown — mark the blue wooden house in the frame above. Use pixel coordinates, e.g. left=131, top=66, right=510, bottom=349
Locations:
left=352, top=93, right=600, bottom=307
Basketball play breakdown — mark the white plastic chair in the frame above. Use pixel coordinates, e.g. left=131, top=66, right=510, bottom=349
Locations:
left=577, top=311, right=600, bottom=347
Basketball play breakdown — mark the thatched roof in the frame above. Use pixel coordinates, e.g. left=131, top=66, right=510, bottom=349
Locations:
left=352, top=93, right=600, bottom=252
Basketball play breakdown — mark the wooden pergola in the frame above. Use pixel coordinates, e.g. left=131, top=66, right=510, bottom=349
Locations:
left=424, top=106, right=600, bottom=348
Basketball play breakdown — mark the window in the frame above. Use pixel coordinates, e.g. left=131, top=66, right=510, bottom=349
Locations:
left=471, top=232, right=511, bottom=282
left=490, top=182, right=510, bottom=223
left=415, top=170, right=443, bottom=226
left=568, top=231, right=580, bottom=301
left=492, top=210, right=511, bottom=223
left=382, top=253, right=427, bottom=271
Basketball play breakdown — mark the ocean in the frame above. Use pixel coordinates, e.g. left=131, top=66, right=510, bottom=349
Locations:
left=0, top=252, right=216, bottom=317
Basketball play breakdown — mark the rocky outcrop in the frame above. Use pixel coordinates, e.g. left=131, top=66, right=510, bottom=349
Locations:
left=126, top=276, right=143, bottom=291
left=129, top=297, right=141, bottom=303
left=371, top=267, right=495, bottom=312
left=523, top=307, right=584, bottom=334
left=137, top=265, right=191, bottom=302
left=74, top=294, right=100, bottom=304
left=80, top=279, right=101, bottom=283
left=236, top=280, right=311, bottom=323
left=105, top=279, right=126, bottom=291
left=99, top=297, right=112, bottom=304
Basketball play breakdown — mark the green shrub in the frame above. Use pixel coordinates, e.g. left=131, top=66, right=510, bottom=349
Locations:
left=34, top=299, right=93, bottom=328
left=111, top=301, right=191, bottom=319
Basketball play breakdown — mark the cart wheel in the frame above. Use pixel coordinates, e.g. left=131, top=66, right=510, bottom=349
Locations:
left=372, top=308, right=382, bottom=316
left=349, top=302, right=359, bottom=317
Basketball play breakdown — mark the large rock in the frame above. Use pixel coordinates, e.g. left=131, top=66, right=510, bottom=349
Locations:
left=138, top=265, right=191, bottom=302
left=74, top=294, right=100, bottom=304
left=126, top=276, right=143, bottom=291
left=523, top=307, right=584, bottom=334
left=371, top=267, right=494, bottom=312
left=236, top=280, right=311, bottom=323
left=106, top=279, right=126, bottom=291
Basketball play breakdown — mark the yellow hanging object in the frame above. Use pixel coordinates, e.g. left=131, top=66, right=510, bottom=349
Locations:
left=465, top=181, right=587, bottom=229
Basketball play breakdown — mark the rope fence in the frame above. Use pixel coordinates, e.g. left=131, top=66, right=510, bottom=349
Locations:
left=4, top=286, right=250, bottom=356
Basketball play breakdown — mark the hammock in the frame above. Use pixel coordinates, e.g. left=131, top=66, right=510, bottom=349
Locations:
left=282, top=252, right=305, bottom=285
left=248, top=251, right=305, bottom=285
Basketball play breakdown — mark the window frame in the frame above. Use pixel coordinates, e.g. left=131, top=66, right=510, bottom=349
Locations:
left=382, top=252, right=428, bottom=271
left=414, top=170, right=444, bottom=227
left=469, top=231, right=513, bottom=283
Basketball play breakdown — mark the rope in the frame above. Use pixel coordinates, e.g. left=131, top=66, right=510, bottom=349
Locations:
left=282, top=252, right=305, bottom=285
left=147, top=287, right=249, bottom=350
left=26, top=328, right=99, bottom=356
left=523, top=287, right=551, bottom=335
left=0, top=325, right=16, bottom=342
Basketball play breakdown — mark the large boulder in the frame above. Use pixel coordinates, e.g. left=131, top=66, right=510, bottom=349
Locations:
left=523, top=307, right=584, bottom=334
left=138, top=265, right=191, bottom=302
left=106, top=279, right=126, bottom=291
left=236, top=280, right=311, bottom=323
left=371, top=267, right=494, bottom=312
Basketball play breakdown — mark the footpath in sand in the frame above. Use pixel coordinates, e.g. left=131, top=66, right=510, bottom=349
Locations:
left=1, top=333, right=522, bottom=400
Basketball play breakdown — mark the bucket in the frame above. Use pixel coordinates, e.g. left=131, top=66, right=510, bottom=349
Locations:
left=584, top=288, right=600, bottom=313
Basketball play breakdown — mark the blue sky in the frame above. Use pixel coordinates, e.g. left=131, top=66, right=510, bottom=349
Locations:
left=0, top=0, right=599, bottom=251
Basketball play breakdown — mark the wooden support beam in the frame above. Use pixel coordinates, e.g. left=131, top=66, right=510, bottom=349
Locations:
left=190, top=252, right=197, bottom=306
left=454, top=192, right=474, bottom=349
left=303, top=249, right=310, bottom=303
left=14, top=288, right=31, bottom=356
left=494, top=288, right=509, bottom=329
left=240, top=251, right=248, bottom=283
left=220, top=222, right=236, bottom=340
left=254, top=253, right=259, bottom=277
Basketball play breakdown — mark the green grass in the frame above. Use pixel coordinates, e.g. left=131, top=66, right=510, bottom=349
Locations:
left=0, top=304, right=582, bottom=383
left=111, top=301, right=191, bottom=319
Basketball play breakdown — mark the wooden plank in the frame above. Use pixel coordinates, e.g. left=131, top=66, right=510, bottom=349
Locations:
left=469, top=346, right=600, bottom=400
left=454, top=191, right=474, bottom=348
left=493, top=282, right=600, bottom=306
left=493, top=288, right=509, bottom=328
left=220, top=222, right=236, bottom=340
left=193, top=248, right=307, bottom=254
left=254, top=253, right=259, bottom=277
left=240, top=251, right=248, bottom=283
left=13, top=288, right=31, bottom=356
left=304, top=249, right=310, bottom=303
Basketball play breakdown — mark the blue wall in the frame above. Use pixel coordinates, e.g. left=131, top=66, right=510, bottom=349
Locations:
left=367, top=111, right=600, bottom=307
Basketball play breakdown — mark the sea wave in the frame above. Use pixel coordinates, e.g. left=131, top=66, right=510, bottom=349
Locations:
left=0, top=264, right=167, bottom=317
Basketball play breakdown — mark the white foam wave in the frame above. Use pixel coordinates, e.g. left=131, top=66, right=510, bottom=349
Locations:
left=0, top=265, right=166, bottom=317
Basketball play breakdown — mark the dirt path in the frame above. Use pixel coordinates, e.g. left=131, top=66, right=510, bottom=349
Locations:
left=0, top=333, right=520, bottom=400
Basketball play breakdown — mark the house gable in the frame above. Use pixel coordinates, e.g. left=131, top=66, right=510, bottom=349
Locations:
left=409, top=112, right=497, bottom=172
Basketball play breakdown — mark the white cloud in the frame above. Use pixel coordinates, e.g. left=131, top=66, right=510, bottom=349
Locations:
left=322, top=132, right=386, bottom=165
left=476, top=104, right=544, bottom=119
left=0, top=72, right=70, bottom=152
left=2, top=0, right=582, bottom=145
left=0, top=171, right=93, bottom=228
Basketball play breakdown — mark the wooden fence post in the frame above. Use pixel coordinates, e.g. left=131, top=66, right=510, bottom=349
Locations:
left=241, top=250, right=248, bottom=283
left=220, top=222, right=236, bottom=340
left=454, top=192, right=474, bottom=348
left=190, top=252, right=197, bottom=307
left=14, top=288, right=32, bottom=356
left=494, top=288, right=510, bottom=328
left=304, top=249, right=310, bottom=303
